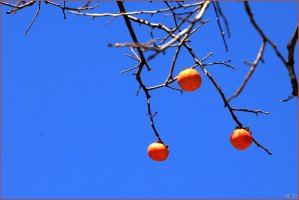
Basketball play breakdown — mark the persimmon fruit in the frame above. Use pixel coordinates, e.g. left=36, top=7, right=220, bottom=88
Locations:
left=230, top=128, right=253, bottom=150
left=177, top=68, right=202, bottom=92
left=147, top=142, right=169, bottom=161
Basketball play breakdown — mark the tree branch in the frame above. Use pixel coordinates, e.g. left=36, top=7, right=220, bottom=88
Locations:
left=24, top=1, right=41, bottom=35
left=212, top=2, right=228, bottom=52
left=285, top=25, right=298, bottom=99
left=231, top=108, right=269, bottom=116
left=228, top=41, right=266, bottom=102
left=117, top=1, right=165, bottom=144
left=215, top=2, right=230, bottom=38
left=244, top=2, right=298, bottom=101
left=2, top=0, right=36, bottom=14
left=148, top=1, right=210, bottom=60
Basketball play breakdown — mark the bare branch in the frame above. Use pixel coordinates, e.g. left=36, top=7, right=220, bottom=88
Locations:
left=252, top=137, right=272, bottom=155
left=231, top=108, right=269, bottom=115
left=124, top=54, right=140, bottom=62
left=2, top=0, right=36, bottom=14
left=212, top=2, right=228, bottom=52
left=24, top=1, right=41, bottom=35
left=228, top=41, right=266, bottom=102
left=279, top=95, right=296, bottom=102
left=116, top=3, right=151, bottom=71
left=136, top=85, right=141, bottom=96
left=108, top=40, right=156, bottom=51
left=117, top=1, right=165, bottom=144
left=166, top=45, right=182, bottom=83
left=215, top=2, right=230, bottom=38
left=189, top=19, right=210, bottom=37
left=3, top=0, right=276, bottom=156
left=69, top=2, right=204, bottom=18
left=120, top=64, right=140, bottom=75
left=286, top=25, right=298, bottom=97
left=62, top=1, right=66, bottom=19
left=164, top=1, right=179, bottom=29
left=244, top=2, right=298, bottom=101
left=44, top=0, right=100, bottom=12
left=200, top=52, right=214, bottom=62
left=203, top=60, right=236, bottom=70
left=166, top=85, right=183, bottom=94
left=148, top=1, right=210, bottom=60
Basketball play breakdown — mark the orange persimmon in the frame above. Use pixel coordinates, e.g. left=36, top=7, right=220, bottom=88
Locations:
left=230, top=128, right=253, bottom=150
left=177, top=68, right=202, bottom=92
left=147, top=142, right=169, bottom=161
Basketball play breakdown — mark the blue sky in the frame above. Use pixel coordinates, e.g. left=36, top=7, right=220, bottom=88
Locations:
left=2, top=2, right=298, bottom=198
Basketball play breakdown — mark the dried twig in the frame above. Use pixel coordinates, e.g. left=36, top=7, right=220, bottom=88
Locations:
left=166, top=45, right=182, bottom=83
left=2, top=1, right=275, bottom=155
left=117, top=1, right=164, bottom=144
left=252, top=137, right=272, bottom=155
left=24, top=1, right=41, bottom=35
left=44, top=0, right=100, bottom=12
left=212, top=2, right=228, bottom=52
left=2, top=0, right=36, bottom=14
left=203, top=60, right=236, bottom=70
left=281, top=25, right=298, bottom=101
left=228, top=41, right=266, bottom=102
left=120, top=64, right=140, bottom=75
left=182, top=41, right=272, bottom=155
left=215, top=2, right=230, bottom=38
left=114, top=2, right=271, bottom=155
left=148, top=1, right=210, bottom=60
left=231, top=108, right=269, bottom=116
left=164, top=1, right=179, bottom=29
left=243, top=2, right=298, bottom=101
left=69, top=2, right=204, bottom=18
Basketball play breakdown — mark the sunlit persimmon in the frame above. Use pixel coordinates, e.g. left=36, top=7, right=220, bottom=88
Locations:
left=147, top=142, right=169, bottom=161
left=230, top=128, right=253, bottom=150
left=177, top=68, right=202, bottom=92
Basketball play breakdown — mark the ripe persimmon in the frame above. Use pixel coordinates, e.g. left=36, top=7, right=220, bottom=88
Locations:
left=148, top=142, right=169, bottom=161
left=230, top=128, right=253, bottom=150
left=177, top=68, right=202, bottom=92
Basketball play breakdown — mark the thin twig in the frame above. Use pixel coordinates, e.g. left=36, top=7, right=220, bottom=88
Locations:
left=117, top=2, right=164, bottom=144
left=124, top=54, right=140, bottom=62
left=228, top=41, right=266, bottom=102
left=69, top=2, right=204, bottom=18
left=212, top=2, right=228, bottom=52
left=166, top=44, right=182, bottom=82
left=108, top=40, right=156, bottom=51
left=279, top=95, right=296, bottom=102
left=136, top=85, right=142, bottom=96
left=203, top=60, right=236, bottom=70
left=159, top=8, right=198, bottom=45
left=252, top=137, right=272, bottom=155
left=244, top=2, right=298, bottom=101
left=200, top=52, right=214, bottom=62
left=215, top=2, right=230, bottom=38
left=148, top=1, right=210, bottom=60
left=164, top=1, right=179, bottom=29
left=62, top=1, right=66, bottom=19
left=231, top=108, right=269, bottom=116
left=166, top=85, right=183, bottom=94
left=44, top=0, right=100, bottom=11
left=24, top=1, right=41, bottom=35
left=189, top=19, right=210, bottom=37
left=120, top=64, right=140, bottom=74
left=2, top=0, right=36, bottom=14
left=117, top=4, right=151, bottom=71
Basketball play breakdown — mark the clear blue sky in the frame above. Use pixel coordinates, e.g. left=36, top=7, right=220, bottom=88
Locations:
left=2, top=2, right=298, bottom=198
